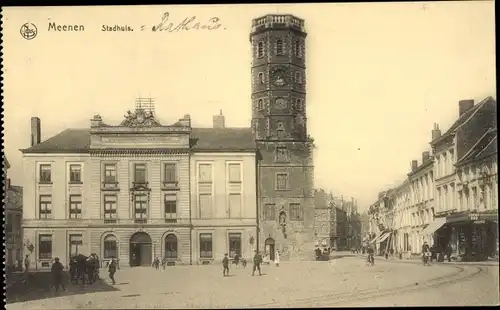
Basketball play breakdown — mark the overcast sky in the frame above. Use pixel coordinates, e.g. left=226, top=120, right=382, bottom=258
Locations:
left=3, top=2, right=496, bottom=211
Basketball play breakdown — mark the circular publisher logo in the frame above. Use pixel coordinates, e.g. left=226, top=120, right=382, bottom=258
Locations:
left=20, top=23, right=37, bottom=40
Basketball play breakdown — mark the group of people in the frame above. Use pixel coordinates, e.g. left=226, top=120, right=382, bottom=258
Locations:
left=222, top=250, right=280, bottom=277
left=421, top=241, right=453, bottom=266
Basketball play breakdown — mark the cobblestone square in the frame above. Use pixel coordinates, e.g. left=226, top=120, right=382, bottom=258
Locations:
left=9, top=257, right=494, bottom=309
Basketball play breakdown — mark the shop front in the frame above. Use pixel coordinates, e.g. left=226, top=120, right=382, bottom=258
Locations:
left=446, top=209, right=498, bottom=261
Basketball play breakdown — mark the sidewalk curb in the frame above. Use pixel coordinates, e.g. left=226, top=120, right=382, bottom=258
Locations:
left=357, top=254, right=499, bottom=267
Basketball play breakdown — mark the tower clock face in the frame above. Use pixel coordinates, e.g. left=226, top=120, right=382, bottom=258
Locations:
left=271, top=67, right=288, bottom=87
left=275, top=98, right=287, bottom=109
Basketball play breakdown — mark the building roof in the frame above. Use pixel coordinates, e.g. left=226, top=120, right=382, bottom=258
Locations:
left=190, top=128, right=256, bottom=152
left=456, top=127, right=497, bottom=165
left=3, top=155, right=10, bottom=169
left=6, top=185, right=23, bottom=210
left=431, top=96, right=494, bottom=145
left=20, top=127, right=256, bottom=154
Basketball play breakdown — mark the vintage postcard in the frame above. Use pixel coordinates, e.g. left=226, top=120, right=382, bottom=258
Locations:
left=2, top=2, right=498, bottom=309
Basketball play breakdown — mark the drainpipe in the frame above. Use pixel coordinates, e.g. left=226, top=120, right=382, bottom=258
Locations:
left=188, top=152, right=193, bottom=265
left=255, top=151, right=260, bottom=253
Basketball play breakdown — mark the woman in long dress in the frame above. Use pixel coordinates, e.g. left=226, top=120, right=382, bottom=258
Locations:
left=275, top=250, right=280, bottom=267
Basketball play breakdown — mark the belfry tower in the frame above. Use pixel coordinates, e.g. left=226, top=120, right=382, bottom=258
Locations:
left=250, top=15, right=315, bottom=261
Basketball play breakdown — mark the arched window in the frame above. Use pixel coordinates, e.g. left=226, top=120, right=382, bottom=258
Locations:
left=257, top=41, right=264, bottom=58
left=103, top=234, right=117, bottom=259
left=258, top=99, right=264, bottom=110
left=294, top=40, right=302, bottom=58
left=295, top=72, right=302, bottom=84
left=164, top=234, right=178, bottom=259
left=258, top=72, right=264, bottom=84
left=277, top=122, right=285, bottom=139
left=276, top=39, right=284, bottom=55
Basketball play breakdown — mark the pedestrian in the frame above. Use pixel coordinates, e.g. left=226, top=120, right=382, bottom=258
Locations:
left=222, top=253, right=230, bottom=277
left=251, top=250, right=262, bottom=276
left=274, top=250, right=280, bottom=267
left=446, top=244, right=452, bottom=262
left=108, top=258, right=117, bottom=285
left=23, top=255, right=30, bottom=283
left=51, top=257, right=66, bottom=293
left=422, top=241, right=430, bottom=266
left=241, top=257, right=247, bottom=268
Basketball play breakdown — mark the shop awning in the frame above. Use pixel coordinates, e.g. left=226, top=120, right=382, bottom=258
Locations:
left=419, top=217, right=446, bottom=236
left=369, top=232, right=382, bottom=244
left=378, top=231, right=392, bottom=243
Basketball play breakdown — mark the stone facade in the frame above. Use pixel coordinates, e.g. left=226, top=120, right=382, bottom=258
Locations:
left=251, top=15, right=315, bottom=261
left=4, top=156, right=23, bottom=269
left=20, top=108, right=258, bottom=269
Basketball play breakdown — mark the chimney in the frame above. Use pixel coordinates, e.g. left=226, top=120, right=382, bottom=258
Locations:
left=6, top=178, right=11, bottom=189
left=213, top=109, right=225, bottom=129
left=178, top=114, right=191, bottom=127
left=459, top=99, right=475, bottom=116
left=411, top=160, right=418, bottom=171
left=422, top=151, right=430, bottom=164
left=431, top=123, right=441, bottom=141
left=90, top=114, right=103, bottom=127
left=30, top=117, right=41, bottom=147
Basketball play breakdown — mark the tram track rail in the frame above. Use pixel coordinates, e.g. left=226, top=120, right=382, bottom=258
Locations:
left=250, top=260, right=484, bottom=308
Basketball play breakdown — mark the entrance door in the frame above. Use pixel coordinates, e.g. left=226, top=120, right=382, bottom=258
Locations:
left=265, top=238, right=275, bottom=261
left=129, top=232, right=152, bottom=267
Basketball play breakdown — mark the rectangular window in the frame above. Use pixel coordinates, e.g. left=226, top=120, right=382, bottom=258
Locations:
left=228, top=163, right=241, bottom=183
left=164, top=163, right=177, bottom=184
left=199, top=164, right=212, bottom=183
left=39, top=164, right=52, bottom=183
left=69, top=234, right=83, bottom=257
left=290, top=203, right=303, bottom=220
left=6, top=214, right=13, bottom=233
left=39, top=195, right=52, bottom=219
left=276, top=173, right=289, bottom=190
left=69, top=164, right=82, bottom=183
left=104, top=164, right=117, bottom=183
left=38, top=234, right=52, bottom=259
left=104, top=195, right=117, bottom=220
left=69, top=195, right=82, bottom=219
left=199, top=194, right=213, bottom=218
left=275, top=147, right=289, bottom=163
left=229, top=194, right=242, bottom=218
left=165, top=194, right=177, bottom=219
left=134, top=163, right=147, bottom=184
left=134, top=194, right=148, bottom=220
left=228, top=233, right=242, bottom=257
left=199, top=233, right=213, bottom=258
left=264, top=204, right=276, bottom=221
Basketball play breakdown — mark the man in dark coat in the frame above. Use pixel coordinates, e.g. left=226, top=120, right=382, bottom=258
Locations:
left=251, top=250, right=262, bottom=276
left=222, top=253, right=230, bottom=277
left=446, top=243, right=453, bottom=262
left=51, top=257, right=66, bottom=293
left=108, top=258, right=117, bottom=285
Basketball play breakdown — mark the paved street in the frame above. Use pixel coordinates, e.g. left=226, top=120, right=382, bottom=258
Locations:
left=6, top=256, right=499, bottom=309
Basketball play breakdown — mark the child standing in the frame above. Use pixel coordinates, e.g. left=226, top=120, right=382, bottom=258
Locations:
left=222, top=253, right=229, bottom=277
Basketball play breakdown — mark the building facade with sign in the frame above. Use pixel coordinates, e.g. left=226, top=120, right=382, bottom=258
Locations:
left=250, top=15, right=316, bottom=260
left=313, top=189, right=333, bottom=250
left=429, top=97, right=497, bottom=260
left=21, top=105, right=258, bottom=269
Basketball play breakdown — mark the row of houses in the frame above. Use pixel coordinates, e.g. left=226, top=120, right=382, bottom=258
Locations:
left=367, top=97, right=498, bottom=261
left=314, top=189, right=362, bottom=251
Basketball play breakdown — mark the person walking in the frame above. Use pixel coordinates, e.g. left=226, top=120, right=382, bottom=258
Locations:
left=108, top=258, right=117, bottom=285
left=274, top=250, right=280, bottom=267
left=51, top=257, right=66, bottom=293
left=251, top=250, right=262, bottom=276
left=222, top=253, right=230, bottom=277
left=422, top=241, right=430, bottom=266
